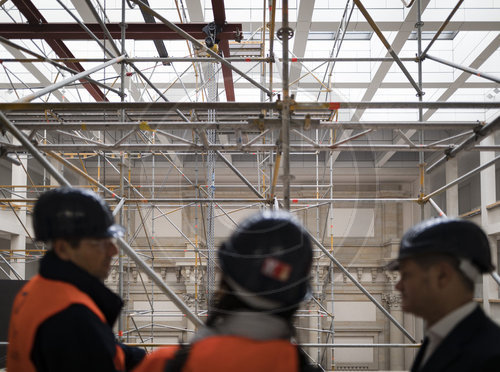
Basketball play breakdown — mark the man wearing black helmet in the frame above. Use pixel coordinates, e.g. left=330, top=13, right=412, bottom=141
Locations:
left=7, top=187, right=145, bottom=372
left=133, top=210, right=321, bottom=372
left=389, top=217, right=500, bottom=372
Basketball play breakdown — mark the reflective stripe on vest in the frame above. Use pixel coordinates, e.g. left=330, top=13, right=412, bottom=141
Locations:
left=7, top=275, right=125, bottom=372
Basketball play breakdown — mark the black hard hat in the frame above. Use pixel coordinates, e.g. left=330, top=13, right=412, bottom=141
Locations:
left=218, top=210, right=313, bottom=311
left=388, top=217, right=493, bottom=273
left=33, top=187, right=124, bottom=242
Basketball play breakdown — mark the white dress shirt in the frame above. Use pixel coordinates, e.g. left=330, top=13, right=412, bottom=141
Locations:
left=420, top=301, right=477, bottom=368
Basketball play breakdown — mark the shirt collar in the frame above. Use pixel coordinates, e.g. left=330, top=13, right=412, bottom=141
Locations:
left=426, top=301, right=477, bottom=340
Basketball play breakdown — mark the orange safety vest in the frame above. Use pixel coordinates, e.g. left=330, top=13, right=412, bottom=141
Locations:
left=7, top=274, right=125, bottom=372
left=132, top=336, right=299, bottom=372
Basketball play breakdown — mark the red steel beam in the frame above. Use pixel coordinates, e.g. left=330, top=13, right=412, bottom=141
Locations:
left=212, top=0, right=235, bottom=102
left=219, top=40, right=235, bottom=101
left=0, top=23, right=243, bottom=41
left=212, top=0, right=227, bottom=24
left=11, top=0, right=107, bottom=101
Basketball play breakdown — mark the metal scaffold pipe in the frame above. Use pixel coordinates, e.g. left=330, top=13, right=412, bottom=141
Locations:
left=4, top=143, right=499, bottom=153
left=0, top=36, right=123, bottom=97
left=427, top=115, right=500, bottom=173
left=118, top=342, right=421, bottom=348
left=84, top=0, right=122, bottom=57
left=491, top=272, right=500, bottom=287
left=0, top=56, right=423, bottom=63
left=309, top=232, right=417, bottom=343
left=425, top=54, right=500, bottom=84
left=1, top=101, right=500, bottom=111
left=0, top=112, right=70, bottom=187
left=424, top=154, right=500, bottom=202
left=14, top=55, right=126, bottom=103
left=56, top=0, right=117, bottom=58
left=420, top=0, right=464, bottom=58
left=285, top=57, right=417, bottom=62
left=128, top=0, right=272, bottom=96
left=215, top=150, right=265, bottom=201
left=46, top=150, right=120, bottom=199
left=417, top=0, right=425, bottom=222
left=300, top=343, right=421, bottom=348
left=11, top=121, right=484, bottom=131
left=0, top=110, right=203, bottom=326
left=281, top=0, right=291, bottom=210
left=117, top=237, right=204, bottom=327
left=352, top=0, right=423, bottom=96
left=268, top=0, right=277, bottom=98
left=428, top=198, right=445, bottom=217
left=0, top=197, right=420, bottom=204
left=0, top=254, right=23, bottom=280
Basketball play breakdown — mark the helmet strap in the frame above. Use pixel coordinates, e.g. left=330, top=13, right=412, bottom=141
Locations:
left=458, top=258, right=480, bottom=283
left=224, top=276, right=282, bottom=310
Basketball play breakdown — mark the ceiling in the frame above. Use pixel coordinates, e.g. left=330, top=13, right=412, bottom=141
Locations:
left=0, top=0, right=499, bottom=204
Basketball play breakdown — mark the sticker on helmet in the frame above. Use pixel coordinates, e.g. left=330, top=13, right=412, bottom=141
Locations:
left=261, top=258, right=292, bottom=282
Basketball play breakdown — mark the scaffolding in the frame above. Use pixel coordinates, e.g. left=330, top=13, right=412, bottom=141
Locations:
left=0, top=0, right=500, bottom=370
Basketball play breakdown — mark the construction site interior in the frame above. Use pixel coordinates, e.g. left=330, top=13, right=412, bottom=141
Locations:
left=0, top=0, right=500, bottom=371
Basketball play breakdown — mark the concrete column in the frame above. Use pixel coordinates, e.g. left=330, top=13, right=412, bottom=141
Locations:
left=383, top=293, right=404, bottom=370
left=445, top=157, right=459, bottom=217
left=480, top=135, right=497, bottom=311
left=10, top=152, right=27, bottom=279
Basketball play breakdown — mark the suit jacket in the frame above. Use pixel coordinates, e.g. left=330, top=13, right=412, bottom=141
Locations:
left=411, top=306, right=500, bottom=372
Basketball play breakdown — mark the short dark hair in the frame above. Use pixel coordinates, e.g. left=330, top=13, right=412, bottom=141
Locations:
left=50, top=237, right=82, bottom=250
left=412, top=253, right=475, bottom=292
left=206, top=277, right=298, bottom=328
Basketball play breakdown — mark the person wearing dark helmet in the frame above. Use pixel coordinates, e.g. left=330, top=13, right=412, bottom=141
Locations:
left=7, top=187, right=145, bottom=372
left=388, top=217, right=500, bottom=372
left=132, top=210, right=321, bottom=372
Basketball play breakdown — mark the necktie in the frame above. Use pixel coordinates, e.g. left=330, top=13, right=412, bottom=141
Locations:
left=412, top=337, right=429, bottom=372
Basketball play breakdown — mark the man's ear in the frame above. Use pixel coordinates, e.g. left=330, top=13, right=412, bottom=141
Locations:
left=52, top=239, right=74, bottom=261
left=435, top=261, right=454, bottom=288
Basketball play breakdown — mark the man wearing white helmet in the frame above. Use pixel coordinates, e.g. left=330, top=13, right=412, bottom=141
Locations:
left=388, top=217, right=500, bottom=372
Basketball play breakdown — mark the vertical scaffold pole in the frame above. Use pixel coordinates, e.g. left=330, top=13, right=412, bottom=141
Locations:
left=205, top=60, right=218, bottom=310
left=118, top=0, right=126, bottom=341
left=417, top=0, right=425, bottom=221
left=281, top=0, right=291, bottom=210
left=315, top=128, right=321, bottom=364
left=195, top=152, right=200, bottom=316
left=329, top=127, right=335, bottom=370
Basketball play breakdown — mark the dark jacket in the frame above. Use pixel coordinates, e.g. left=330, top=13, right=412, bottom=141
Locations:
left=412, top=306, right=500, bottom=372
left=30, top=251, right=145, bottom=372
